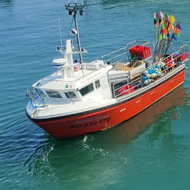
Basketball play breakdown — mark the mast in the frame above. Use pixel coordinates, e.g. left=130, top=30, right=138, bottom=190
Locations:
left=65, top=1, right=84, bottom=64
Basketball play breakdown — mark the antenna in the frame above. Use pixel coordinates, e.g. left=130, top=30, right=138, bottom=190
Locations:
left=58, top=19, right=63, bottom=49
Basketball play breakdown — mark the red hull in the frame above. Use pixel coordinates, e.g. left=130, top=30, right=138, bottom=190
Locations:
left=29, top=69, right=185, bottom=139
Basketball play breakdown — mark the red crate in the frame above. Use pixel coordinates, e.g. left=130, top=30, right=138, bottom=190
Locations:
left=143, top=47, right=151, bottom=59
left=129, top=45, right=142, bottom=55
left=136, top=46, right=144, bottom=57
left=130, top=45, right=151, bottom=59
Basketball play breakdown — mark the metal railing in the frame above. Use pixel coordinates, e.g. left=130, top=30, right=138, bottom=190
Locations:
left=126, top=40, right=150, bottom=49
left=26, top=88, right=47, bottom=107
left=112, top=75, right=142, bottom=98
left=165, top=43, right=187, bottom=56
left=102, top=40, right=151, bottom=66
left=102, top=46, right=129, bottom=65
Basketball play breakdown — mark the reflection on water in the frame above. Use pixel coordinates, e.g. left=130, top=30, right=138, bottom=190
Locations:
left=23, top=86, right=188, bottom=189
left=99, top=0, right=145, bottom=8
left=0, top=0, right=14, bottom=7
left=85, top=0, right=146, bottom=10
left=95, top=85, right=188, bottom=144
left=101, top=0, right=127, bottom=4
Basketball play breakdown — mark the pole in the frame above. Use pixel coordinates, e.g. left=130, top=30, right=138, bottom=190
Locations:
left=58, top=19, right=63, bottom=49
left=154, top=25, right=157, bottom=45
left=73, top=13, right=83, bottom=64
left=153, top=23, right=161, bottom=63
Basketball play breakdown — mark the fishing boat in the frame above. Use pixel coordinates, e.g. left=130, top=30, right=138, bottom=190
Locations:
left=26, top=2, right=188, bottom=139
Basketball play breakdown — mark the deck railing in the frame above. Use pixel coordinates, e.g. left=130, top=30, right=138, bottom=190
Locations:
left=102, top=46, right=129, bottom=65
left=102, top=40, right=151, bottom=66
left=112, top=75, right=142, bottom=98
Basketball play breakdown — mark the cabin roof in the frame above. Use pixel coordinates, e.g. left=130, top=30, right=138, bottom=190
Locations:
left=33, top=64, right=113, bottom=90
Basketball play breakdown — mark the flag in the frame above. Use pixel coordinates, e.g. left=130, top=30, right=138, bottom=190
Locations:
left=168, top=23, right=174, bottom=30
left=154, top=12, right=156, bottom=19
left=154, top=12, right=156, bottom=25
left=154, top=19, right=156, bottom=25
left=154, top=12, right=159, bottom=27
left=176, top=28, right=181, bottom=34
left=162, top=23, right=166, bottom=29
left=166, top=13, right=169, bottom=19
left=163, top=29, right=168, bottom=35
left=165, top=18, right=169, bottom=24
left=175, top=32, right=180, bottom=37
left=160, top=11, right=164, bottom=18
left=172, top=34, right=177, bottom=40
left=176, top=21, right=179, bottom=28
left=159, top=18, right=163, bottom=24
left=159, top=34, right=163, bottom=41
left=169, top=15, right=175, bottom=23
left=163, top=34, right=167, bottom=39
left=178, top=24, right=182, bottom=30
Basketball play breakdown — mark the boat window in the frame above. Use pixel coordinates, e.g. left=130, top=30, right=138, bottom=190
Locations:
left=79, top=83, right=94, bottom=96
left=46, top=90, right=62, bottom=98
left=65, top=91, right=77, bottom=98
left=95, top=79, right=100, bottom=89
left=35, top=88, right=45, bottom=97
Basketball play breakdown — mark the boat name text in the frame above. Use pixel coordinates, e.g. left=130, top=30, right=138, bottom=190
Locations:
left=70, top=115, right=110, bottom=129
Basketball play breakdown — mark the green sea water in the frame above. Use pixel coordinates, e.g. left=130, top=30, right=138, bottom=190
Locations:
left=0, top=0, right=190, bottom=189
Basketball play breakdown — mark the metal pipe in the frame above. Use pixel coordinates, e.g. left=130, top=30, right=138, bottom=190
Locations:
left=73, top=13, right=83, bottom=64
